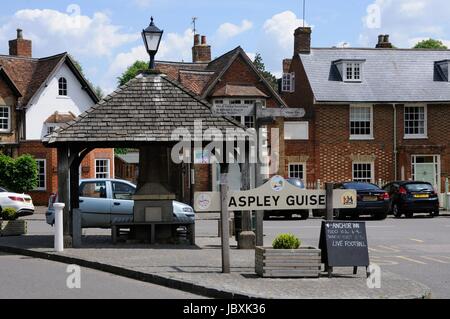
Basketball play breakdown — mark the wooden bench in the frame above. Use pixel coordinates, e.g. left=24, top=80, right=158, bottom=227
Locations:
left=111, top=220, right=195, bottom=245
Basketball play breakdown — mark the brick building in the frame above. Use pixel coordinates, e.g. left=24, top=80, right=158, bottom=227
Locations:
left=0, top=29, right=114, bottom=205
left=156, top=34, right=286, bottom=192
left=280, top=28, right=450, bottom=196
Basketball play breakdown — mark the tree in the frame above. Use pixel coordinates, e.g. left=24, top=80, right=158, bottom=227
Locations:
left=414, top=39, right=448, bottom=49
left=0, top=154, right=38, bottom=193
left=252, top=53, right=278, bottom=92
left=117, top=61, right=149, bottom=86
left=94, top=86, right=105, bottom=100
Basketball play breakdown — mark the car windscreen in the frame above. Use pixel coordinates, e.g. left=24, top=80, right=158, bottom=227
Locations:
left=344, top=183, right=380, bottom=191
left=405, top=183, right=434, bottom=192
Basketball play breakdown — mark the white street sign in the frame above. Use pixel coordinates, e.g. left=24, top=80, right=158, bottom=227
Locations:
left=256, top=107, right=305, bottom=119
left=212, top=104, right=255, bottom=117
left=194, top=175, right=357, bottom=212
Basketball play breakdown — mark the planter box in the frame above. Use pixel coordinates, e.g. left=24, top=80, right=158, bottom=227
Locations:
left=0, top=219, right=27, bottom=236
left=255, top=246, right=321, bottom=278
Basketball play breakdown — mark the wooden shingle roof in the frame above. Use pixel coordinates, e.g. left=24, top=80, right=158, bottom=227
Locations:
left=44, top=71, right=245, bottom=144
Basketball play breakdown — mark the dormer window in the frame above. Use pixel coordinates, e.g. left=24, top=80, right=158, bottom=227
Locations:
left=58, top=77, right=67, bottom=96
left=334, top=60, right=365, bottom=82
left=435, top=60, right=450, bottom=82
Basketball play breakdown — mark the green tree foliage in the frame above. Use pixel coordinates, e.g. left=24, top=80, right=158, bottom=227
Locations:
left=69, top=54, right=105, bottom=100
left=117, top=61, right=149, bottom=86
left=414, top=39, right=448, bottom=49
left=252, top=53, right=278, bottom=92
left=0, top=154, right=38, bottom=193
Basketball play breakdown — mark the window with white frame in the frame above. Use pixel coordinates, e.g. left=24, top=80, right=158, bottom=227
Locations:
left=352, top=162, right=374, bottom=183
left=288, top=163, right=305, bottom=180
left=282, top=73, right=295, bottom=92
left=58, top=77, right=67, bottom=96
left=95, top=159, right=110, bottom=179
left=350, top=105, right=373, bottom=139
left=404, top=106, right=427, bottom=138
left=343, top=62, right=363, bottom=82
left=35, top=159, right=46, bottom=190
left=0, top=106, right=11, bottom=132
left=284, top=121, right=309, bottom=140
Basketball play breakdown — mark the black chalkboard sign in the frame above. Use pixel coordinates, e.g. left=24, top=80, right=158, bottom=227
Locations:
left=319, top=221, right=369, bottom=273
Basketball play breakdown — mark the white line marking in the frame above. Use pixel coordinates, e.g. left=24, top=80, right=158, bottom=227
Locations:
left=395, top=256, right=427, bottom=265
left=378, top=245, right=401, bottom=252
left=409, top=238, right=424, bottom=243
left=421, top=256, right=449, bottom=264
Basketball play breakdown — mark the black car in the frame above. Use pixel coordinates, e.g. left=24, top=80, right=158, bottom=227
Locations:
left=383, top=181, right=440, bottom=218
left=264, top=178, right=309, bottom=220
left=333, top=182, right=389, bottom=220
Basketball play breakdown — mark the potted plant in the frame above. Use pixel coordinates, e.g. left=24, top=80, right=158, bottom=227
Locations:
left=255, top=233, right=321, bottom=278
left=0, top=208, right=27, bottom=236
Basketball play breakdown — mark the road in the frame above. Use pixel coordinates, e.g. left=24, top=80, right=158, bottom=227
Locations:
left=197, top=213, right=450, bottom=298
left=0, top=252, right=204, bottom=299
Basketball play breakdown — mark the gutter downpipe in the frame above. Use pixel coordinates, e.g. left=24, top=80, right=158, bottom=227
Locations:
left=393, top=104, right=398, bottom=180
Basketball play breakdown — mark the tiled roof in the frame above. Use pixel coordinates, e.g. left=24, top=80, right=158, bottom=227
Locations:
left=0, top=53, right=65, bottom=107
left=155, top=46, right=286, bottom=107
left=0, top=53, right=99, bottom=108
left=300, top=48, right=450, bottom=103
left=44, top=111, right=77, bottom=124
left=211, top=84, right=269, bottom=98
left=44, top=72, right=246, bottom=144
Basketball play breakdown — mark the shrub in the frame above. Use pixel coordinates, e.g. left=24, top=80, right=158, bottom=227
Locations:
left=272, top=233, right=301, bottom=249
left=0, top=154, right=38, bottom=193
left=1, top=208, right=18, bottom=221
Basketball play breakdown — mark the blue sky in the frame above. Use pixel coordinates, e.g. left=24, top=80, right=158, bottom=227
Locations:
left=0, top=0, right=449, bottom=94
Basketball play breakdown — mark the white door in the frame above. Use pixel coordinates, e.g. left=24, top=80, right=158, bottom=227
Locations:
left=412, top=155, right=440, bottom=190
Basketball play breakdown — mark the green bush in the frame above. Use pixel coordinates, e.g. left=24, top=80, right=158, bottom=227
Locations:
left=0, top=154, right=38, bottom=193
left=1, top=208, right=18, bottom=221
left=272, top=233, right=301, bottom=249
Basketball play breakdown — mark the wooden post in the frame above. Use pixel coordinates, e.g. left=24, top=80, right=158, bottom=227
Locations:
left=57, top=145, right=72, bottom=248
left=326, top=183, right=334, bottom=221
left=255, top=107, right=264, bottom=247
left=220, top=173, right=230, bottom=273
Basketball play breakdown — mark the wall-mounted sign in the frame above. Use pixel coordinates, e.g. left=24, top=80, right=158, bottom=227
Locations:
left=194, top=175, right=357, bottom=212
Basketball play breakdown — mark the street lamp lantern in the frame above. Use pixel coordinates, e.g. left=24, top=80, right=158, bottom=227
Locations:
left=142, top=17, right=163, bottom=69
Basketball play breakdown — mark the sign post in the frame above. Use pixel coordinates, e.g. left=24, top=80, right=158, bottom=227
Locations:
left=220, top=174, right=230, bottom=273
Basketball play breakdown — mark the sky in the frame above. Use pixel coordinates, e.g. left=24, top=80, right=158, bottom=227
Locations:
left=0, top=0, right=449, bottom=94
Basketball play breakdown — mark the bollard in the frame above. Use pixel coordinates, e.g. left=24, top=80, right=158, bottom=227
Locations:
left=54, top=203, right=65, bottom=252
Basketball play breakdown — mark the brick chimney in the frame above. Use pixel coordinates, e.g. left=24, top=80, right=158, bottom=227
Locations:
left=376, top=34, right=393, bottom=48
left=294, top=27, right=312, bottom=55
left=192, top=34, right=211, bottom=63
left=9, top=29, right=32, bottom=58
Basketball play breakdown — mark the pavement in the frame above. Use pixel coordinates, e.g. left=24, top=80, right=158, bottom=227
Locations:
left=0, top=209, right=434, bottom=299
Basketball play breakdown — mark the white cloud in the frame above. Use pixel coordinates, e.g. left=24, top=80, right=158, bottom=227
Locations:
left=216, top=20, right=253, bottom=40
left=245, top=52, right=256, bottom=62
left=360, top=0, right=450, bottom=48
left=258, top=11, right=309, bottom=80
left=0, top=9, right=138, bottom=57
left=263, top=11, right=309, bottom=51
left=102, top=28, right=194, bottom=94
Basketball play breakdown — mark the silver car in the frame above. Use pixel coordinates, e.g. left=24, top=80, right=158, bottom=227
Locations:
left=46, top=179, right=195, bottom=228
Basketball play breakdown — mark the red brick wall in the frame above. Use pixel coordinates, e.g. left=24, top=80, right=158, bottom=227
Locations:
left=0, top=78, right=19, bottom=145
left=17, top=142, right=115, bottom=205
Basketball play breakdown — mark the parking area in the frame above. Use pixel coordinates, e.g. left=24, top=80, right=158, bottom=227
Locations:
left=196, top=213, right=450, bottom=298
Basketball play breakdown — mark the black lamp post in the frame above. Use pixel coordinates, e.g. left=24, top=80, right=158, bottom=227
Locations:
left=142, top=17, right=163, bottom=69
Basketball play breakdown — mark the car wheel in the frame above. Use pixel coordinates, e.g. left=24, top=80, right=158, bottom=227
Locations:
left=431, top=211, right=440, bottom=218
left=405, top=212, right=414, bottom=218
left=393, top=204, right=402, bottom=218
left=374, top=212, right=387, bottom=221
